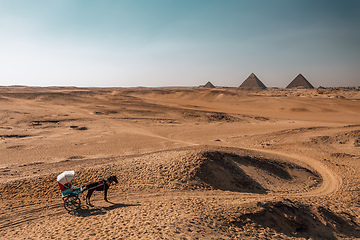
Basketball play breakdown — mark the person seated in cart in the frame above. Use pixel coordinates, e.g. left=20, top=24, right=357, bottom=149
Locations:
left=57, top=170, right=82, bottom=198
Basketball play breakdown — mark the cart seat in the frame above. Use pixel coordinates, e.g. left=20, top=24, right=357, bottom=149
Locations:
left=61, top=188, right=73, bottom=198
left=61, top=186, right=82, bottom=198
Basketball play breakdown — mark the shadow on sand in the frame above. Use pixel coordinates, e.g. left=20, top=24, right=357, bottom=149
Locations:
left=231, top=199, right=360, bottom=240
left=72, top=203, right=140, bottom=217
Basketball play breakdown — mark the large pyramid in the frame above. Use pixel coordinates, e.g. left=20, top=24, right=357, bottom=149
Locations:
left=239, top=73, right=267, bottom=89
left=203, top=81, right=215, bottom=88
left=286, top=74, right=314, bottom=89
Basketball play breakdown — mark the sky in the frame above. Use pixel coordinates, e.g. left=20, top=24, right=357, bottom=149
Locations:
left=0, top=0, right=359, bottom=88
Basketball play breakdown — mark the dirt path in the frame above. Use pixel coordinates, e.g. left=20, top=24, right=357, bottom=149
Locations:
left=244, top=148, right=343, bottom=198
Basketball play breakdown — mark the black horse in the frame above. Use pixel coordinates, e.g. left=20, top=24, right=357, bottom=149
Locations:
left=83, top=175, right=118, bottom=205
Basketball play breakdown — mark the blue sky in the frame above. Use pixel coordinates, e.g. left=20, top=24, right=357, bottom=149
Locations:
left=0, top=0, right=359, bottom=87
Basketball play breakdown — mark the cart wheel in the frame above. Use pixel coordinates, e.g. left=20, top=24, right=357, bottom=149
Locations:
left=63, top=194, right=81, bottom=212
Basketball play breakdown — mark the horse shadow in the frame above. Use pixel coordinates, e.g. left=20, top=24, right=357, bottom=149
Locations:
left=73, top=202, right=140, bottom=217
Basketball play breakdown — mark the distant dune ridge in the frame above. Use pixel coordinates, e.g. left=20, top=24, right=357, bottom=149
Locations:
left=239, top=73, right=267, bottom=89
left=286, top=74, right=314, bottom=89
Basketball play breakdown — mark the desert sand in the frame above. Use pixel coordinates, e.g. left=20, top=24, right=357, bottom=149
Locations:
left=0, top=86, right=360, bottom=239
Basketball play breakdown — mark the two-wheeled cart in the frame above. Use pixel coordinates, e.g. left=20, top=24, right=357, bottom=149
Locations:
left=57, top=170, right=105, bottom=212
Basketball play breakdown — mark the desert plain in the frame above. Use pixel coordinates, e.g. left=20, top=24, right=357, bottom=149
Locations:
left=0, top=86, right=360, bottom=239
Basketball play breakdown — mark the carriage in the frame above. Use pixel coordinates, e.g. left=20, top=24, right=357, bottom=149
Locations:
left=57, top=170, right=118, bottom=212
left=57, top=170, right=107, bottom=212
left=57, top=170, right=84, bottom=211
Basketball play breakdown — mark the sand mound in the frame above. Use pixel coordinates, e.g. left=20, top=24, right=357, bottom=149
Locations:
left=310, top=130, right=360, bottom=145
left=307, top=129, right=360, bottom=159
left=0, top=148, right=321, bottom=201
left=228, top=199, right=360, bottom=239
left=195, top=151, right=266, bottom=193
left=197, top=151, right=322, bottom=193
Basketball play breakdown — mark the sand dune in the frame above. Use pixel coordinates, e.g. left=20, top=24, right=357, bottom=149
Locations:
left=0, top=86, right=360, bottom=239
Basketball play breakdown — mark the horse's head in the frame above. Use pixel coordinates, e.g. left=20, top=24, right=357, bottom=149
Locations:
left=109, top=175, right=118, bottom=184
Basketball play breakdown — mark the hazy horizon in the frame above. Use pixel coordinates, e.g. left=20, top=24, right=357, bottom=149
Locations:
left=1, top=0, right=359, bottom=88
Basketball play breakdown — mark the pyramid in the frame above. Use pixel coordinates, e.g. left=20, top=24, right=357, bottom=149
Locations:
left=286, top=74, right=314, bottom=89
left=203, top=81, right=215, bottom=88
left=239, top=73, right=267, bottom=89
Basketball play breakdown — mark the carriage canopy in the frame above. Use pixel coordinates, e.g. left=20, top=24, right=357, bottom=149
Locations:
left=57, top=170, right=75, bottom=184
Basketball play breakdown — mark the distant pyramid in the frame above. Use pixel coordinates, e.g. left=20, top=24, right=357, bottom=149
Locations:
left=203, top=81, right=215, bottom=88
left=239, top=73, right=267, bottom=89
left=286, top=74, right=314, bottom=89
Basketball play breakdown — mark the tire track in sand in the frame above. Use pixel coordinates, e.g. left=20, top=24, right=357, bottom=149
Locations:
left=239, top=147, right=342, bottom=198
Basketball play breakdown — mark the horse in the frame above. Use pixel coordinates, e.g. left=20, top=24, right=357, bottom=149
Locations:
left=82, top=175, right=118, bottom=206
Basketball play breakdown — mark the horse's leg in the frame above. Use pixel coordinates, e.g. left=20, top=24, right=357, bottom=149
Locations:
left=104, top=187, right=108, bottom=202
left=86, top=190, right=94, bottom=205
